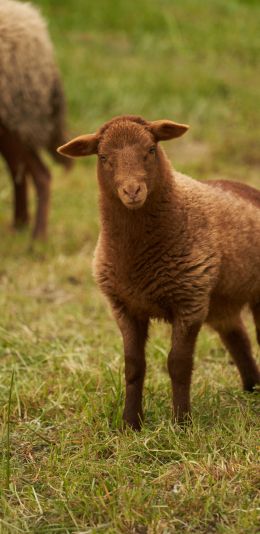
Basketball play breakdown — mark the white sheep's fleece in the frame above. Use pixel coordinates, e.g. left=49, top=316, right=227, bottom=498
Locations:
left=0, top=0, right=64, bottom=147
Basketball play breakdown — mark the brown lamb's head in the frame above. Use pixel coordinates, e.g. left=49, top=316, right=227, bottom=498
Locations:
left=58, top=115, right=189, bottom=210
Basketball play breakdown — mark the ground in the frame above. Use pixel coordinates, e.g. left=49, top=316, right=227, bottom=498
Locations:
left=0, top=0, right=259, bottom=532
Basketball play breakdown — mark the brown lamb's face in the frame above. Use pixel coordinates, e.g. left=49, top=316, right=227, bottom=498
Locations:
left=57, top=115, right=189, bottom=210
left=97, top=120, right=160, bottom=209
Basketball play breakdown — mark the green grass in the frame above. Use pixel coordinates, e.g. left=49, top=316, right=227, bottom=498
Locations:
left=0, top=0, right=260, bottom=532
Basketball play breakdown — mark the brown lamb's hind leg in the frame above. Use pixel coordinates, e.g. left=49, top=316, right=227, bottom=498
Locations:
left=251, top=303, right=260, bottom=346
left=217, top=318, right=260, bottom=392
left=27, top=150, right=51, bottom=239
left=0, top=130, right=29, bottom=228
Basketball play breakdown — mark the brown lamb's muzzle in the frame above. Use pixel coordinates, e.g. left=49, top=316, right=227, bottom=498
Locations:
left=117, top=180, right=148, bottom=209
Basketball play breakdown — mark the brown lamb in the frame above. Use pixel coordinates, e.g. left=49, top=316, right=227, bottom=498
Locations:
left=58, top=115, right=260, bottom=430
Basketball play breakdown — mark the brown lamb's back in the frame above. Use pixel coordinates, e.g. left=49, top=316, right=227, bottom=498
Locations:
left=207, top=179, right=260, bottom=209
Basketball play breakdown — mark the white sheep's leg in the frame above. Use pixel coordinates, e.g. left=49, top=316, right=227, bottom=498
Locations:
left=217, top=317, right=260, bottom=392
left=12, top=166, right=29, bottom=228
left=115, top=310, right=149, bottom=431
left=27, top=150, right=51, bottom=239
left=168, top=321, right=201, bottom=422
left=251, top=303, right=260, bottom=346
left=9, top=166, right=29, bottom=229
left=0, top=129, right=29, bottom=227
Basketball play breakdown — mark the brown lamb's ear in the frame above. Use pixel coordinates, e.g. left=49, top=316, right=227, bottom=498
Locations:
left=150, top=120, right=189, bottom=141
left=57, top=133, right=99, bottom=158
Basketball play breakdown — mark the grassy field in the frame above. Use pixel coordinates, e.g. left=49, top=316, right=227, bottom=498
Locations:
left=0, top=0, right=260, bottom=532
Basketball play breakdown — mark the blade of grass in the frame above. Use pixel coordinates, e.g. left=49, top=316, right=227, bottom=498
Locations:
left=6, top=368, right=15, bottom=491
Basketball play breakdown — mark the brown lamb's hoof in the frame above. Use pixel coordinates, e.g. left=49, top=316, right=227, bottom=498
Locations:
left=173, top=411, right=192, bottom=427
left=122, top=415, right=143, bottom=432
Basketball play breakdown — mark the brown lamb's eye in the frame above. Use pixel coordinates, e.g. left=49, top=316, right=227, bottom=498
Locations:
left=149, top=146, right=156, bottom=154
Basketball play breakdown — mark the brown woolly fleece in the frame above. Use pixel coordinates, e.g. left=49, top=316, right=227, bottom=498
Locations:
left=58, top=115, right=260, bottom=430
left=0, top=0, right=71, bottom=238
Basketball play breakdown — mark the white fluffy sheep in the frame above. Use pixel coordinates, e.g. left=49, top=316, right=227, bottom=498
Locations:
left=0, top=0, right=71, bottom=238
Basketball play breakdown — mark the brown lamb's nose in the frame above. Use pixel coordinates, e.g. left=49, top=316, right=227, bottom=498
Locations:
left=123, top=184, right=141, bottom=200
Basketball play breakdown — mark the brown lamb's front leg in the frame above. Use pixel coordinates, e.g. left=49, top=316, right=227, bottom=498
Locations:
left=168, top=320, right=201, bottom=422
left=115, top=309, right=149, bottom=431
